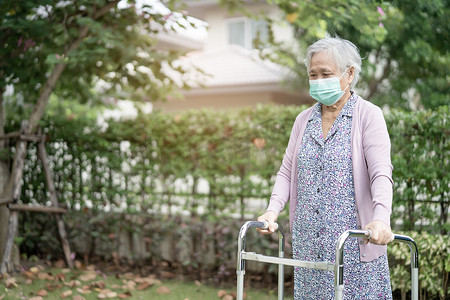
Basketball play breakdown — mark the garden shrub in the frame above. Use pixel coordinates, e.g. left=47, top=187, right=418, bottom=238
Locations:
left=387, top=106, right=449, bottom=234
left=6, top=102, right=448, bottom=298
left=13, top=103, right=448, bottom=233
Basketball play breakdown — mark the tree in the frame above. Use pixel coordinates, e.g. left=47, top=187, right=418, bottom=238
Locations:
left=0, top=0, right=197, bottom=271
left=264, top=0, right=449, bottom=110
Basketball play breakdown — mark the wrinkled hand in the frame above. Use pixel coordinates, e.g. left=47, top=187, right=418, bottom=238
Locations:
left=256, top=210, right=278, bottom=235
left=364, top=220, right=394, bottom=245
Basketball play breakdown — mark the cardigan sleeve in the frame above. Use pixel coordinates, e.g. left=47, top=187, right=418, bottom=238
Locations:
left=361, top=105, right=393, bottom=226
left=266, top=113, right=304, bottom=215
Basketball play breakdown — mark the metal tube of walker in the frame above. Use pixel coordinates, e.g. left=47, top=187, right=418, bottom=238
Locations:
left=393, top=234, right=419, bottom=300
left=236, top=221, right=253, bottom=300
left=334, top=230, right=370, bottom=300
left=236, top=221, right=283, bottom=300
left=238, top=223, right=418, bottom=300
left=236, top=221, right=267, bottom=300
left=277, top=226, right=285, bottom=300
left=334, top=230, right=419, bottom=300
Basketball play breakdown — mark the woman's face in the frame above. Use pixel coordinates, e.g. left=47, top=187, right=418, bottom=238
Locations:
left=308, top=51, right=352, bottom=92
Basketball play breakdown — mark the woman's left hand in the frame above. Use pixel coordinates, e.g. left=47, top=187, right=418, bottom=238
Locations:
left=364, top=220, right=394, bottom=245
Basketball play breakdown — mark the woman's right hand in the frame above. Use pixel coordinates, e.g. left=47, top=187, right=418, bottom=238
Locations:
left=256, top=210, right=278, bottom=235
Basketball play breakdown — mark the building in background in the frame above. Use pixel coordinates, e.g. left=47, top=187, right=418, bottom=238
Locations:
left=153, top=0, right=312, bottom=111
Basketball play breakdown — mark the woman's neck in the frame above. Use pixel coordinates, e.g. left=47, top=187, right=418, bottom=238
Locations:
left=322, top=91, right=352, bottom=116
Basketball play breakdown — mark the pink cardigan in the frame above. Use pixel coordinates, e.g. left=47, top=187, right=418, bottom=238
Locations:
left=267, top=96, right=393, bottom=262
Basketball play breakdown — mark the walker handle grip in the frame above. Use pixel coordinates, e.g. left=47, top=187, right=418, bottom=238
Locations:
left=361, top=229, right=395, bottom=242
left=260, top=220, right=279, bottom=231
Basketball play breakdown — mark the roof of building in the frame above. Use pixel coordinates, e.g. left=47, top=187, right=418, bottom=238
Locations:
left=177, top=45, right=292, bottom=92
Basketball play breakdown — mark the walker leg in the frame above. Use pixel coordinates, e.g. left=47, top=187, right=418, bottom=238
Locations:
left=411, top=267, right=419, bottom=300
left=335, top=285, right=344, bottom=300
left=278, top=264, right=284, bottom=300
left=394, top=234, right=419, bottom=300
left=334, top=231, right=419, bottom=300
left=278, top=230, right=285, bottom=300
left=237, top=270, right=245, bottom=300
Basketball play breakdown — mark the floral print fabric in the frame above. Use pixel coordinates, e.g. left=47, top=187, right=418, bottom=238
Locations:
left=292, top=94, right=392, bottom=299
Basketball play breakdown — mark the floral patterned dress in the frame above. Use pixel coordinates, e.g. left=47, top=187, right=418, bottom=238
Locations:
left=292, top=94, right=392, bottom=299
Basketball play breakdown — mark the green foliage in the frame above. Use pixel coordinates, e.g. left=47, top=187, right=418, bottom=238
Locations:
left=264, top=0, right=450, bottom=110
left=387, top=106, right=449, bottom=234
left=389, top=231, right=449, bottom=300
left=0, top=0, right=198, bottom=105
left=10, top=102, right=448, bottom=297
left=11, top=102, right=448, bottom=231
left=10, top=101, right=301, bottom=278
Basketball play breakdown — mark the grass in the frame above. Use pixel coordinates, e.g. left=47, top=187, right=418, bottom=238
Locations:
left=0, top=266, right=293, bottom=300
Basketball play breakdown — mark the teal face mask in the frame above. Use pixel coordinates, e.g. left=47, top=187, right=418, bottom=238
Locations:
left=309, top=68, right=350, bottom=106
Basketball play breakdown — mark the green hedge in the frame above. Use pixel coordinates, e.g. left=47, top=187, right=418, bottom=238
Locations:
left=17, top=103, right=446, bottom=232
left=19, top=103, right=302, bottom=219
left=387, top=106, right=449, bottom=234
left=5, top=102, right=449, bottom=298
left=10, top=105, right=450, bottom=234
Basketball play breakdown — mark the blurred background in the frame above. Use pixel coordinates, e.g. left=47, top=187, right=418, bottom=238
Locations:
left=0, top=0, right=448, bottom=299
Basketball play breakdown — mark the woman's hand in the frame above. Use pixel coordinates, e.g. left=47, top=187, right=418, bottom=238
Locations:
left=364, top=220, right=394, bottom=245
left=256, top=210, right=278, bottom=235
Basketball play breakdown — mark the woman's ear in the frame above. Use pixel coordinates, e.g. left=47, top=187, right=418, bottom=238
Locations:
left=347, top=66, right=355, bottom=83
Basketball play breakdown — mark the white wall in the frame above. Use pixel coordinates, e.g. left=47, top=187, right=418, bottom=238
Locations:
left=192, top=2, right=293, bottom=51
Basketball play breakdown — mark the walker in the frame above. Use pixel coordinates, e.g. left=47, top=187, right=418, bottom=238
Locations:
left=236, top=221, right=419, bottom=300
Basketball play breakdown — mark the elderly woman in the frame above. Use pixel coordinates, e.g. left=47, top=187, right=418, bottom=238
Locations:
left=257, top=36, right=394, bottom=299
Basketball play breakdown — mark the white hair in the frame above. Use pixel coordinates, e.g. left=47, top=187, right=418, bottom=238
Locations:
left=304, top=36, right=362, bottom=89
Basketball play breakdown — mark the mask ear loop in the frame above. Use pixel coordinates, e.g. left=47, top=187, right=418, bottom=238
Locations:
left=339, top=67, right=350, bottom=79
left=340, top=67, right=351, bottom=92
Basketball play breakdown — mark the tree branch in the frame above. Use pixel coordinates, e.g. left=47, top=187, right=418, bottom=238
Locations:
left=93, top=1, right=119, bottom=19
left=367, top=58, right=391, bottom=101
left=0, top=89, right=4, bottom=150
left=25, top=0, right=120, bottom=135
